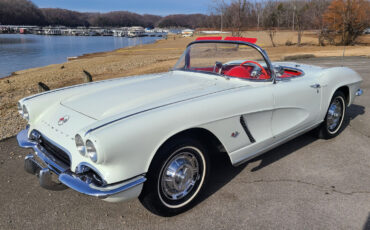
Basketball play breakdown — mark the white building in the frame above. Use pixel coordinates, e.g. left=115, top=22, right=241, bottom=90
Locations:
left=128, top=26, right=145, bottom=37
left=181, top=29, right=194, bottom=37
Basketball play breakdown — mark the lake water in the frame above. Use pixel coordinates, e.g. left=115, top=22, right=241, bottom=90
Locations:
left=0, top=34, right=162, bottom=78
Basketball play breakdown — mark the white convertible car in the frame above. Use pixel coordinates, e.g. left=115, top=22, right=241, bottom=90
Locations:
left=17, top=37, right=363, bottom=216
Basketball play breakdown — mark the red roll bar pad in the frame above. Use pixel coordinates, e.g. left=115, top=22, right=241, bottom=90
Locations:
left=196, top=37, right=223, bottom=41
left=195, top=36, right=257, bottom=44
left=224, top=37, right=257, bottom=44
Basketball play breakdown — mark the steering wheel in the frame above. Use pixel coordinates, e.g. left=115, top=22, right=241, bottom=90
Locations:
left=240, top=60, right=269, bottom=78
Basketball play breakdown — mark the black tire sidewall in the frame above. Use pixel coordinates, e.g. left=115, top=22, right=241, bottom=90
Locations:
left=320, top=91, right=346, bottom=139
left=139, top=137, right=210, bottom=216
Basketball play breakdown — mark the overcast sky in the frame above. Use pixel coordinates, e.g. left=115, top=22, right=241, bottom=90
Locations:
left=31, top=0, right=219, bottom=15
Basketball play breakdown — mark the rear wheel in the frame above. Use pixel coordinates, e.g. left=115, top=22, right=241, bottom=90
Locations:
left=139, top=137, right=210, bottom=216
left=318, top=91, right=346, bottom=139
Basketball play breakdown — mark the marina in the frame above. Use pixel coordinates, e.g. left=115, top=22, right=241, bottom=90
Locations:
left=0, top=25, right=168, bottom=37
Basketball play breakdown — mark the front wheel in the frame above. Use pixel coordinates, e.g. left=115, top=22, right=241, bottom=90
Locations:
left=318, top=91, right=347, bottom=139
left=139, top=137, right=210, bottom=216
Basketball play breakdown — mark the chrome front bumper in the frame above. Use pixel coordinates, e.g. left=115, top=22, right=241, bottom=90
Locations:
left=17, top=129, right=146, bottom=200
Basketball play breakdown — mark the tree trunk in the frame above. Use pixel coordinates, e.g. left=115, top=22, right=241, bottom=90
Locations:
left=297, top=30, right=303, bottom=46
left=268, top=29, right=276, bottom=47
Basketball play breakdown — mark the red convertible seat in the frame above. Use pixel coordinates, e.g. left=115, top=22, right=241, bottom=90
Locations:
left=225, top=66, right=251, bottom=79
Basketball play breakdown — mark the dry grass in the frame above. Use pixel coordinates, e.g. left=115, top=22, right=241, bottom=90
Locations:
left=1, top=31, right=369, bottom=140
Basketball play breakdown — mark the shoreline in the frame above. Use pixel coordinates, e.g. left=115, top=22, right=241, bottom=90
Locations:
left=1, top=31, right=369, bottom=140
left=0, top=34, right=163, bottom=79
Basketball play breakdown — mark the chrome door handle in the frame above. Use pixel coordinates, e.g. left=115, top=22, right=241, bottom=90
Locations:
left=310, top=84, right=321, bottom=89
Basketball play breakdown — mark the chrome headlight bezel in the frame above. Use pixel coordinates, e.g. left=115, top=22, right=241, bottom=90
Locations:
left=17, top=102, right=23, bottom=116
left=22, top=105, right=29, bottom=121
left=75, top=134, right=86, bottom=156
left=86, top=140, right=98, bottom=163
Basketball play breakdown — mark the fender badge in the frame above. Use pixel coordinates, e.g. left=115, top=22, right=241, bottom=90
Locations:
left=231, top=131, right=239, bottom=138
left=58, top=115, right=69, bottom=126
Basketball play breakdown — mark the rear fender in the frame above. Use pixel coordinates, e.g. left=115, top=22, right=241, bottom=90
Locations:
left=318, top=67, right=362, bottom=120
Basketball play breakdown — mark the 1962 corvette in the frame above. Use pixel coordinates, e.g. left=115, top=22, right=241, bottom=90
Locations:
left=17, top=37, right=363, bottom=216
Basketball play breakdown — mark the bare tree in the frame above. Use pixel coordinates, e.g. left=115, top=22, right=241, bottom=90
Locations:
left=255, top=2, right=263, bottom=30
left=263, top=1, right=278, bottom=47
left=308, top=0, right=331, bottom=45
left=294, top=1, right=310, bottom=46
left=229, top=0, right=247, bottom=36
left=210, top=0, right=227, bottom=31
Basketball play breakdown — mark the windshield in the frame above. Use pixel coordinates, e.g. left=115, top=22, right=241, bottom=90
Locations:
left=173, top=42, right=272, bottom=80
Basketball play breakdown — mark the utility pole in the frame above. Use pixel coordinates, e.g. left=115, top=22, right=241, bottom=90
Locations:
left=292, top=0, right=296, bottom=31
left=220, top=0, right=225, bottom=33
left=221, top=11, right=223, bottom=32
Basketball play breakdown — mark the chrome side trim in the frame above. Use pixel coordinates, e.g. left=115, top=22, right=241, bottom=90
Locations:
left=240, top=116, right=256, bottom=143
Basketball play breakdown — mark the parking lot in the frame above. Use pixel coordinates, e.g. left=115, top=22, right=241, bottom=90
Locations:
left=0, top=56, right=369, bottom=229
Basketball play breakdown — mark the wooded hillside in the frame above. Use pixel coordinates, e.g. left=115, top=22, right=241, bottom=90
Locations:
left=1, top=0, right=369, bottom=45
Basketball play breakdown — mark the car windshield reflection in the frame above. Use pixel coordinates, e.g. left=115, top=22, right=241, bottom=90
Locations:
left=173, top=42, right=272, bottom=81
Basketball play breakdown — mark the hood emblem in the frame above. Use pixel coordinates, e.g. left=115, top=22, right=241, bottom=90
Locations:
left=58, top=115, right=69, bottom=126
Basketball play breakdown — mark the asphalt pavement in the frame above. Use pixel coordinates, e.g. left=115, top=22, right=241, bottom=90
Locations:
left=0, top=56, right=369, bottom=230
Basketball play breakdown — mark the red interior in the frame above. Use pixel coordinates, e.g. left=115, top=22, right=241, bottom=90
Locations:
left=279, top=70, right=302, bottom=78
left=189, top=37, right=303, bottom=79
left=224, top=66, right=270, bottom=79
left=191, top=65, right=303, bottom=80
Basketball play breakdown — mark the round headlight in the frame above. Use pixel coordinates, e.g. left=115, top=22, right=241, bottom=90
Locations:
left=86, top=140, right=98, bottom=163
left=75, top=134, right=86, bottom=156
left=22, top=105, right=29, bottom=121
left=17, top=102, right=23, bottom=115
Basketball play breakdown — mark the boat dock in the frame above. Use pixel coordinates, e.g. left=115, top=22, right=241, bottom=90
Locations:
left=0, top=25, right=168, bottom=38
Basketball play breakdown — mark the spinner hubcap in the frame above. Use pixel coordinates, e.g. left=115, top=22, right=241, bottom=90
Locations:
left=327, top=97, right=344, bottom=132
left=160, top=152, right=200, bottom=201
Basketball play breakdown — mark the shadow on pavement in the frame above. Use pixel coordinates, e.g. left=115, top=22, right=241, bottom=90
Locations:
left=194, top=103, right=365, bottom=210
left=346, top=104, right=365, bottom=121
left=363, top=213, right=370, bottom=230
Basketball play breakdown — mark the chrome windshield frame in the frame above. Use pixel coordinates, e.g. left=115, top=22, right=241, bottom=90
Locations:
left=175, top=40, right=277, bottom=84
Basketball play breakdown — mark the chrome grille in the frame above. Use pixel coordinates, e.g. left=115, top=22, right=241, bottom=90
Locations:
left=39, top=136, right=71, bottom=167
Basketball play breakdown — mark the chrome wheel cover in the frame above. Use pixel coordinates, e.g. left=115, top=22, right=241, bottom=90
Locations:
left=327, top=97, right=344, bottom=133
left=160, top=151, right=200, bottom=201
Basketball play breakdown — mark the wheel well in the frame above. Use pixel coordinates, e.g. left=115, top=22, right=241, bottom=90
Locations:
left=158, top=128, right=228, bottom=157
left=336, top=86, right=350, bottom=106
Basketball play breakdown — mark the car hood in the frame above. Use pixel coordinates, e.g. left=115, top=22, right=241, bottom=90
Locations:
left=61, top=71, right=242, bottom=120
